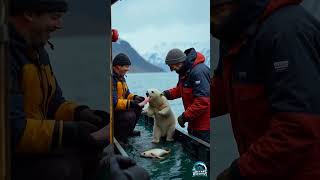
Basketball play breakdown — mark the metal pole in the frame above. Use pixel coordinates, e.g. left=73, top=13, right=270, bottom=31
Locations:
left=0, top=0, right=10, bottom=179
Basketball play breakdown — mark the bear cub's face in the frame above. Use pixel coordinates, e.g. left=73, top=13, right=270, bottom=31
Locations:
left=146, top=88, right=163, bottom=101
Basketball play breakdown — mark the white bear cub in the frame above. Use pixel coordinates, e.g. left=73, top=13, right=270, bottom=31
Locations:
left=142, top=88, right=176, bottom=143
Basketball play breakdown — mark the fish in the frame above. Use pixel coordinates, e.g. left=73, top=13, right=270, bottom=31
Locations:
left=140, top=148, right=171, bottom=160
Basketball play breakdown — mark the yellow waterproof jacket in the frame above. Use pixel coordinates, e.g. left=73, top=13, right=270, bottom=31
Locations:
left=112, top=72, right=135, bottom=110
left=9, top=27, right=79, bottom=153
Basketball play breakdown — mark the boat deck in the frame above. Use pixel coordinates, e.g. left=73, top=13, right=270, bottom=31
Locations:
left=114, top=115, right=210, bottom=179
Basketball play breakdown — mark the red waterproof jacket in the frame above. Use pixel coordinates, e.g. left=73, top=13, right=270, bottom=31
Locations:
left=212, top=0, right=320, bottom=179
left=167, top=48, right=210, bottom=131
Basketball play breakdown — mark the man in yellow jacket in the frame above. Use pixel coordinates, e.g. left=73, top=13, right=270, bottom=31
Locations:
left=9, top=0, right=112, bottom=179
left=112, top=53, right=145, bottom=144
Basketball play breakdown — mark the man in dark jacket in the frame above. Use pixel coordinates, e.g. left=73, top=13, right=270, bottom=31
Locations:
left=163, top=48, right=210, bottom=143
left=211, top=0, right=320, bottom=179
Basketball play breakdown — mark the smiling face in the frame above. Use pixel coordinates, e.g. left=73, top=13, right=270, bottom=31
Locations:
left=27, top=11, right=64, bottom=47
left=113, top=65, right=130, bottom=76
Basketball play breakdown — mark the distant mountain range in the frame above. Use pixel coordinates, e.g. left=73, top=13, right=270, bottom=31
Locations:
left=112, top=40, right=164, bottom=73
left=143, top=42, right=210, bottom=72
left=112, top=40, right=210, bottom=73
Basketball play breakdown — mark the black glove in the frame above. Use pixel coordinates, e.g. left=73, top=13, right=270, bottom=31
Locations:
left=75, top=106, right=108, bottom=128
left=109, top=155, right=150, bottom=180
left=93, top=110, right=110, bottom=125
left=133, top=95, right=145, bottom=103
left=55, top=121, right=105, bottom=150
left=130, top=100, right=143, bottom=110
left=162, top=90, right=170, bottom=99
left=177, top=113, right=186, bottom=128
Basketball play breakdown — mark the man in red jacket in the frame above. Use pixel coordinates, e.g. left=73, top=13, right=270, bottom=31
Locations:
left=162, top=48, right=210, bottom=143
left=212, top=0, right=320, bottom=179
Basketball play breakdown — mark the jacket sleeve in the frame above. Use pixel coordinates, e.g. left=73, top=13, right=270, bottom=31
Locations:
left=234, top=27, right=320, bottom=179
left=212, top=45, right=229, bottom=118
left=48, top=77, right=78, bottom=121
left=167, top=83, right=182, bottom=100
left=183, top=67, right=210, bottom=121
left=125, top=86, right=135, bottom=100
left=10, top=56, right=55, bottom=153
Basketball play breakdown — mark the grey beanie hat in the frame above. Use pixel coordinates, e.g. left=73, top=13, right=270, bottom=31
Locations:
left=165, top=48, right=186, bottom=65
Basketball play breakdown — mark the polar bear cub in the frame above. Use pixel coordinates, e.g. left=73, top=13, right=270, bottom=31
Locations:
left=142, top=88, right=176, bottom=143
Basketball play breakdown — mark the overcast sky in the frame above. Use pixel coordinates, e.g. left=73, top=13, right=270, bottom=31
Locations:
left=111, top=0, right=210, bottom=54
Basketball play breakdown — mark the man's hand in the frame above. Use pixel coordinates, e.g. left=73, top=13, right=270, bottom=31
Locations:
left=162, top=90, right=170, bottom=99
left=134, top=95, right=145, bottom=103
left=76, top=107, right=109, bottom=128
left=61, top=121, right=107, bottom=150
left=130, top=100, right=144, bottom=110
left=177, top=113, right=186, bottom=128
left=216, top=168, right=232, bottom=180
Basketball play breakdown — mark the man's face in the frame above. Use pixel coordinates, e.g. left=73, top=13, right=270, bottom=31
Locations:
left=211, top=2, right=238, bottom=39
left=114, top=65, right=130, bottom=76
left=28, top=12, right=64, bottom=47
left=168, top=62, right=184, bottom=73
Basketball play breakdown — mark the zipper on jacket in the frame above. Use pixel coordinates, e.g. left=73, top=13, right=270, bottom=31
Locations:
left=43, top=68, right=52, bottom=116
left=35, top=52, right=46, bottom=120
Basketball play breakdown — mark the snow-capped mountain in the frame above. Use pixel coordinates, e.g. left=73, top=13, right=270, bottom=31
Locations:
left=142, top=42, right=210, bottom=72
left=112, top=39, right=164, bottom=73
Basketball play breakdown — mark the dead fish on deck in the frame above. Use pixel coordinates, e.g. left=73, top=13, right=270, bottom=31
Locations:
left=140, top=148, right=171, bottom=160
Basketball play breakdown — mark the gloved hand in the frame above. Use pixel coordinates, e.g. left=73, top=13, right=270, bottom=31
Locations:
left=162, top=90, right=170, bottom=99
left=75, top=106, right=109, bottom=128
left=93, top=110, right=110, bottom=125
left=130, top=100, right=144, bottom=110
left=177, top=113, right=186, bottom=128
left=56, top=121, right=106, bottom=150
left=133, top=95, right=145, bottom=103
left=109, top=155, right=150, bottom=180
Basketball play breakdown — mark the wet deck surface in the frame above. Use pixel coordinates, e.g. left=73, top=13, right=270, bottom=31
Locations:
left=126, top=121, right=209, bottom=179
